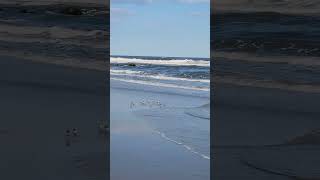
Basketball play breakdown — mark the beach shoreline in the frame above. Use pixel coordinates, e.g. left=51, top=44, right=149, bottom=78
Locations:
left=0, top=1, right=109, bottom=71
left=0, top=57, right=108, bottom=179
left=0, top=1, right=110, bottom=179
left=111, top=79, right=210, bottom=180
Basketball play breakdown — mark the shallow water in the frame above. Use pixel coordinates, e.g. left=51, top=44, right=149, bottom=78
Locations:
left=110, top=79, right=210, bottom=180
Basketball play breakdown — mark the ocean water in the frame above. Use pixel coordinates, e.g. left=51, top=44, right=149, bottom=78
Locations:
left=0, top=5, right=108, bottom=30
left=211, top=10, right=320, bottom=179
left=0, top=4, right=108, bottom=61
left=111, top=56, right=210, bottom=160
left=111, top=80, right=210, bottom=162
left=134, top=103, right=210, bottom=160
left=110, top=84, right=210, bottom=179
left=213, top=12, right=320, bottom=57
left=213, top=12, right=320, bottom=85
left=111, top=56, right=210, bottom=91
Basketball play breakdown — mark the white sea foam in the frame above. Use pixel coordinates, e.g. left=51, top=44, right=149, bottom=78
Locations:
left=111, top=77, right=209, bottom=91
left=111, top=69, right=210, bottom=83
left=110, top=69, right=144, bottom=75
left=111, top=57, right=210, bottom=67
left=154, top=130, right=210, bottom=160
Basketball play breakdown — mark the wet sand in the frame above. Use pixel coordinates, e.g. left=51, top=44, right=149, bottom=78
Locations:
left=0, top=1, right=108, bottom=179
left=212, top=82, right=320, bottom=179
left=0, top=57, right=108, bottom=179
left=111, top=79, right=210, bottom=180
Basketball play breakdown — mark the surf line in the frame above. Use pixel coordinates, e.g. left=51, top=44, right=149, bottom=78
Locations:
left=153, top=130, right=210, bottom=160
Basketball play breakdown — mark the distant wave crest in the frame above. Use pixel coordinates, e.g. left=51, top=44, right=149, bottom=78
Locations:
left=111, top=57, right=210, bottom=67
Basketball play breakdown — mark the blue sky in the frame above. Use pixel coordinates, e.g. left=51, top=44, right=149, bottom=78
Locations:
left=111, top=0, right=210, bottom=58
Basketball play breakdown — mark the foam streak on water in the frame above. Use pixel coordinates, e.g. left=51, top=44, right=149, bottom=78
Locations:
left=154, top=130, right=210, bottom=160
left=111, top=69, right=210, bottom=83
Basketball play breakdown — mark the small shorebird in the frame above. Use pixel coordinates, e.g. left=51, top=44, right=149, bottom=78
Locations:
left=65, top=129, right=71, bottom=147
left=72, top=128, right=79, bottom=137
left=65, top=129, right=71, bottom=137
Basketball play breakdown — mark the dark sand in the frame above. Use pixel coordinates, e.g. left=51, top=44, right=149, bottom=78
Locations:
left=212, top=82, right=320, bottom=179
left=0, top=57, right=108, bottom=179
